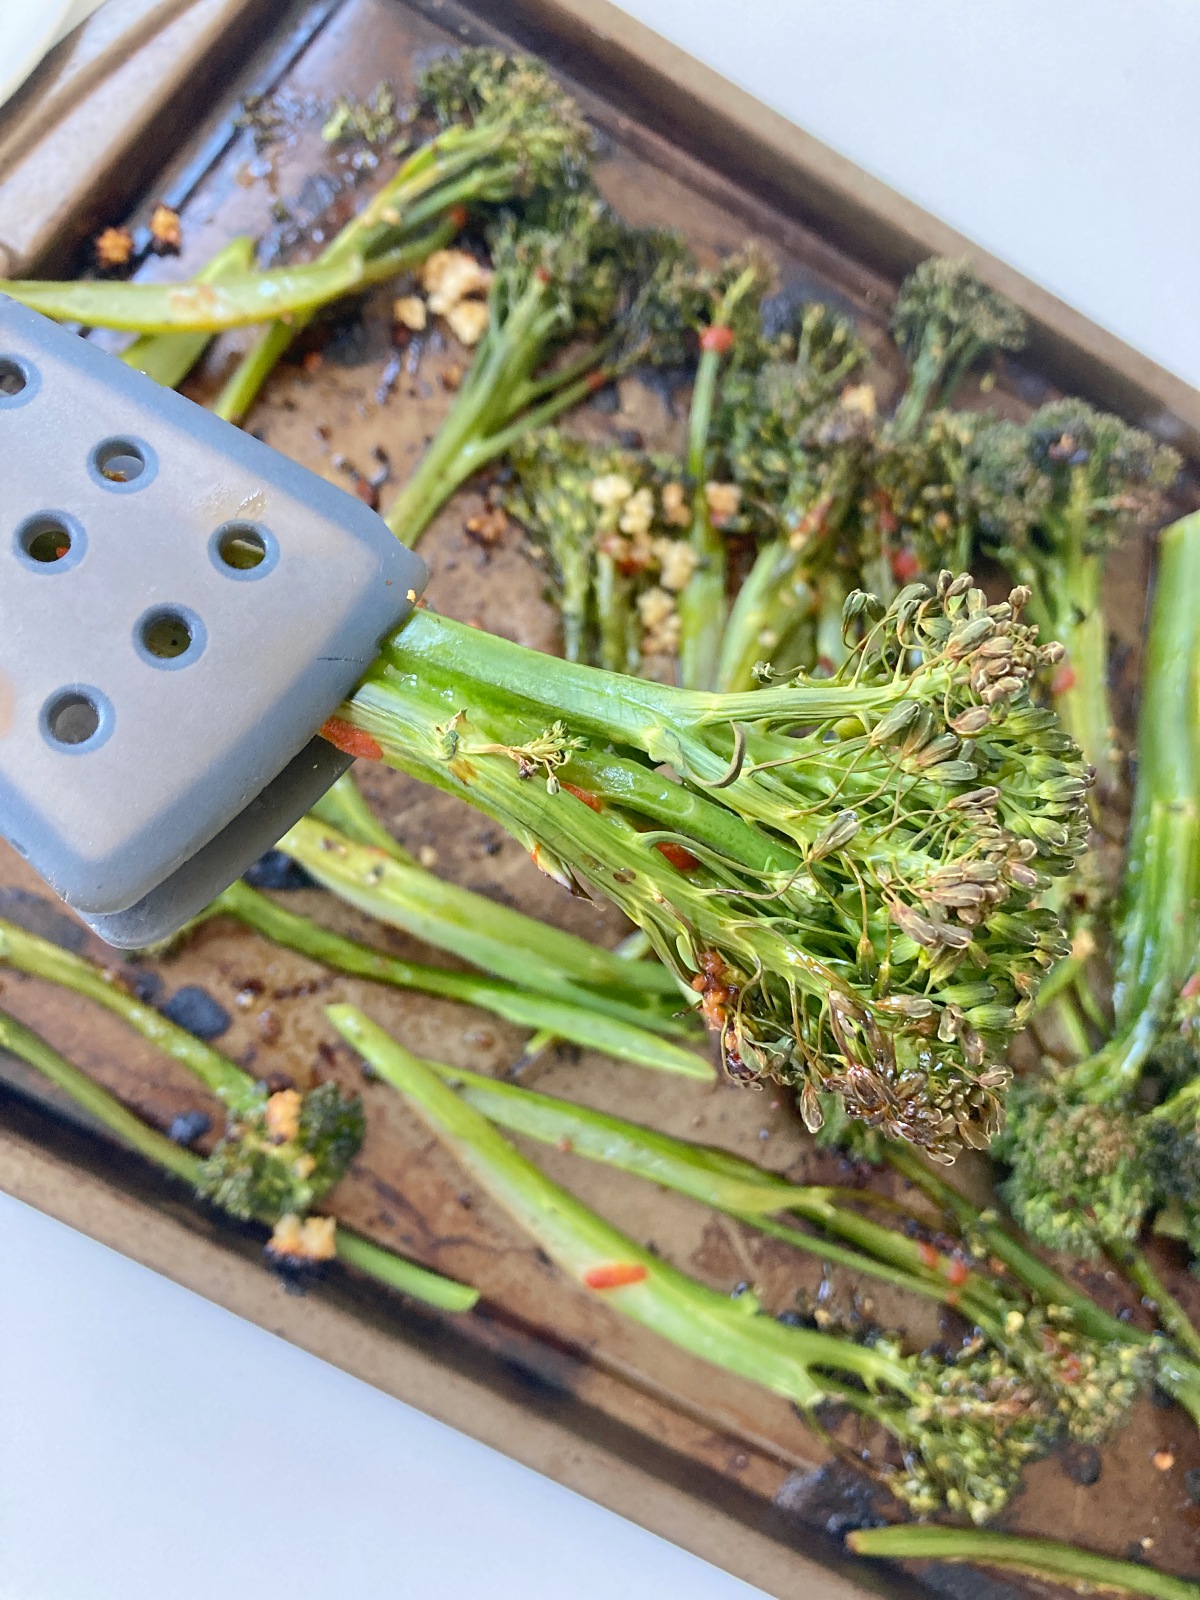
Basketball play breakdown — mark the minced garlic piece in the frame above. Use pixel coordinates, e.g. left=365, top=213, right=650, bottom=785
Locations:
left=394, top=294, right=427, bottom=331
left=268, top=1213, right=338, bottom=1262
left=638, top=586, right=681, bottom=655
left=660, top=482, right=691, bottom=527
left=421, top=249, right=492, bottom=314
left=618, top=486, right=655, bottom=537
left=444, top=298, right=490, bottom=347
left=654, top=538, right=698, bottom=593
left=704, top=481, right=741, bottom=527
left=264, top=1088, right=302, bottom=1144
left=590, top=473, right=633, bottom=510
left=840, top=382, right=877, bottom=418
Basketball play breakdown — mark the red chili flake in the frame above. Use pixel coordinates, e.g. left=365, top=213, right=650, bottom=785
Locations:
left=534, top=265, right=552, bottom=284
left=917, top=1241, right=941, bottom=1271
left=583, top=1262, right=648, bottom=1290
left=655, top=840, right=701, bottom=872
left=891, top=547, right=921, bottom=583
left=320, top=717, right=382, bottom=762
left=556, top=1136, right=574, bottom=1154
left=303, top=350, right=324, bottom=375
left=586, top=369, right=609, bottom=393
left=449, top=204, right=469, bottom=229
left=561, top=781, right=603, bottom=812
left=700, top=325, right=735, bottom=354
left=1051, top=663, right=1077, bottom=695
left=1182, top=973, right=1200, bottom=1001
left=945, top=1256, right=969, bottom=1287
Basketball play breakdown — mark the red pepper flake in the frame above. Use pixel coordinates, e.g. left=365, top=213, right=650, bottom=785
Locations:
left=303, top=350, right=324, bottom=375
left=534, top=265, right=552, bottom=285
left=561, top=781, right=603, bottom=812
left=945, top=1256, right=969, bottom=1288
left=1051, top=663, right=1077, bottom=696
left=1182, top=973, right=1200, bottom=1001
left=872, top=489, right=899, bottom=538
left=320, top=717, right=382, bottom=762
left=655, top=840, right=701, bottom=872
left=586, top=369, right=609, bottom=393
left=556, top=1136, right=574, bottom=1154
left=917, top=1241, right=941, bottom=1271
left=891, top=547, right=921, bottom=583
left=700, top=325, right=735, bottom=354
left=583, top=1262, right=648, bottom=1290
left=449, top=204, right=469, bottom=229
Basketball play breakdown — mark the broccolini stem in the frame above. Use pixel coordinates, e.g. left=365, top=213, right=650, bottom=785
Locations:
left=329, top=1005, right=923, bottom=1406
left=308, top=770, right=416, bottom=860
left=278, top=814, right=685, bottom=1011
left=0, top=1006, right=478, bottom=1312
left=419, top=1056, right=1008, bottom=1317
left=677, top=268, right=758, bottom=691
left=0, top=917, right=249, bottom=1106
left=120, top=235, right=256, bottom=388
left=1106, top=1242, right=1200, bottom=1364
left=0, top=1006, right=198, bottom=1183
left=716, top=539, right=810, bottom=692
left=211, top=879, right=710, bottom=1079
left=1048, top=477, right=1118, bottom=802
left=846, top=1526, right=1200, bottom=1600
left=212, top=114, right=522, bottom=421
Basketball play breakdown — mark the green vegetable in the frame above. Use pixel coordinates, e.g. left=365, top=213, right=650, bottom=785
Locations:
left=967, top=402, right=1180, bottom=800
left=120, top=235, right=255, bottom=386
left=209, top=878, right=711, bottom=1079
left=215, top=49, right=594, bottom=423
left=382, top=191, right=699, bottom=548
left=998, top=511, right=1200, bottom=1257
left=330, top=1005, right=1072, bottom=1523
left=0, top=1006, right=476, bottom=1312
left=337, top=571, right=1088, bottom=1157
left=888, top=257, right=1027, bottom=440
left=846, top=1526, right=1200, bottom=1600
left=276, top=813, right=686, bottom=1017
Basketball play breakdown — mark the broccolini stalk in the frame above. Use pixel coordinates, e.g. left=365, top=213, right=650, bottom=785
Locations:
left=888, top=257, right=1027, bottom=441
left=846, top=1526, right=1200, bottom=1600
left=0, top=230, right=448, bottom=336
left=382, top=193, right=695, bottom=547
left=676, top=262, right=763, bottom=690
left=119, top=235, right=255, bottom=387
left=714, top=303, right=869, bottom=691
left=0, top=1006, right=476, bottom=1311
left=214, top=49, right=594, bottom=423
left=503, top=431, right=696, bottom=671
left=968, top=403, right=1180, bottom=800
left=411, top=1056, right=1146, bottom=1445
left=998, top=512, right=1200, bottom=1256
left=884, top=1140, right=1200, bottom=1425
left=207, top=878, right=710, bottom=1079
left=277, top=813, right=686, bottom=1019
left=331, top=1006, right=1068, bottom=1523
left=333, top=571, right=1089, bottom=1158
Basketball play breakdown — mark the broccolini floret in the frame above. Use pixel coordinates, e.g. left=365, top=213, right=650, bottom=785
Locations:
left=889, top=256, right=1027, bottom=438
left=197, top=1080, right=365, bottom=1223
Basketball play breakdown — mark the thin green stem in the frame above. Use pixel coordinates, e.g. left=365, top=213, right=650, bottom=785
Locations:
left=212, top=880, right=710, bottom=1079
left=0, top=1006, right=478, bottom=1312
left=847, top=1526, right=1200, bottom=1600
left=121, top=236, right=256, bottom=388
left=1108, top=1242, right=1200, bottom=1364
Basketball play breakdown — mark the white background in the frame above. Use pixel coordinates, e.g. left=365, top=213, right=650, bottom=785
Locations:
left=2, top=2, right=1198, bottom=1597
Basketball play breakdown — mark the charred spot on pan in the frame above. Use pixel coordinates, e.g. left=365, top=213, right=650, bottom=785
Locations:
left=243, top=850, right=315, bottom=891
left=160, top=985, right=232, bottom=1040
left=0, top=888, right=88, bottom=952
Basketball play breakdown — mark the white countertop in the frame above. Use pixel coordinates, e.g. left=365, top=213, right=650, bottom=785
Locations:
left=2, top=3, right=1197, bottom=1597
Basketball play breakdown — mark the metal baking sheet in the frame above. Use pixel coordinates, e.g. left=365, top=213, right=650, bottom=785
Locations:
left=1, top=3, right=1198, bottom=1595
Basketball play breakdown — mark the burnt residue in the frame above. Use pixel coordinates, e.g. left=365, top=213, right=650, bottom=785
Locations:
left=1059, top=1441, right=1103, bottom=1486
left=0, top=887, right=87, bottom=952
left=774, top=1461, right=887, bottom=1539
left=160, top=986, right=232, bottom=1041
left=243, top=850, right=315, bottom=891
